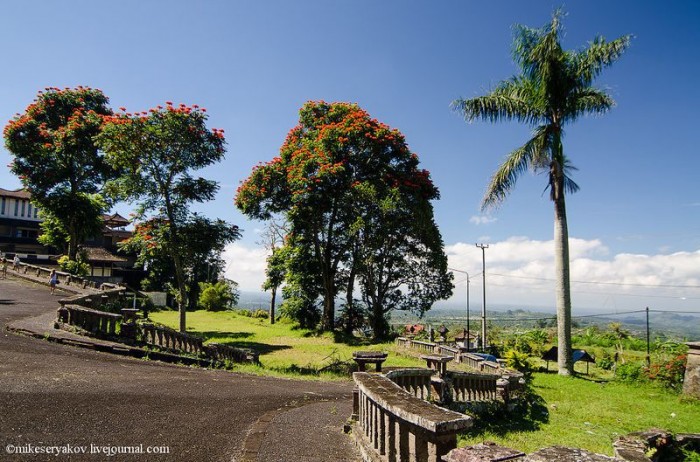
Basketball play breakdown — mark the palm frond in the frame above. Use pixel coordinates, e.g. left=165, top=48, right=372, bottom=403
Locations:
left=574, top=34, right=632, bottom=86
left=565, top=87, right=615, bottom=123
left=451, top=78, right=543, bottom=126
left=481, top=125, right=552, bottom=210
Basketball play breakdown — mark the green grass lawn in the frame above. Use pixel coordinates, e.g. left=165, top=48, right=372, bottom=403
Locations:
left=460, top=373, right=700, bottom=455
left=149, top=309, right=699, bottom=455
left=148, top=309, right=424, bottom=378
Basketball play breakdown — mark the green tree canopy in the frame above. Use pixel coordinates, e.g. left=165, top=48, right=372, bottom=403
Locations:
left=98, top=102, right=231, bottom=332
left=452, top=9, right=631, bottom=374
left=4, top=86, right=115, bottom=259
left=236, top=101, right=452, bottom=336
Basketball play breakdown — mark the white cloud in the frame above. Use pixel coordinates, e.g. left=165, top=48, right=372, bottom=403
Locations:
left=446, top=239, right=700, bottom=311
left=222, top=238, right=700, bottom=312
left=469, top=215, right=497, bottom=225
left=222, top=243, right=269, bottom=291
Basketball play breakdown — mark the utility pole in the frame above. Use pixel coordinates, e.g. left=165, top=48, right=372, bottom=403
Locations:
left=476, top=243, right=489, bottom=350
left=449, top=268, right=471, bottom=351
left=645, top=306, right=650, bottom=366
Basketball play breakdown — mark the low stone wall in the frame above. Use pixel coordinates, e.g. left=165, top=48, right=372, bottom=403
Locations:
left=384, top=369, right=433, bottom=400
left=683, top=342, right=700, bottom=399
left=448, top=371, right=500, bottom=403
left=18, top=262, right=109, bottom=291
left=352, top=372, right=472, bottom=462
left=445, top=429, right=700, bottom=461
left=57, top=305, right=121, bottom=337
left=139, top=323, right=259, bottom=364
left=141, top=323, right=204, bottom=355
left=59, top=288, right=126, bottom=311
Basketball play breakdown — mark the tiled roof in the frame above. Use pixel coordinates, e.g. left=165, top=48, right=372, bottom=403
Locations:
left=80, top=246, right=128, bottom=263
left=0, top=188, right=31, bottom=199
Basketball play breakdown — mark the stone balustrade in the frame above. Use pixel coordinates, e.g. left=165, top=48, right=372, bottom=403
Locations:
left=480, top=360, right=500, bottom=372
left=460, top=353, right=485, bottom=371
left=411, top=340, right=437, bottom=355
left=352, top=372, right=472, bottom=462
left=384, top=369, right=433, bottom=400
left=139, top=323, right=259, bottom=364
left=57, top=305, right=121, bottom=336
left=435, top=345, right=461, bottom=363
left=140, top=323, right=204, bottom=355
left=205, top=342, right=259, bottom=364
left=18, top=262, right=106, bottom=290
left=60, top=288, right=126, bottom=311
left=448, top=371, right=500, bottom=402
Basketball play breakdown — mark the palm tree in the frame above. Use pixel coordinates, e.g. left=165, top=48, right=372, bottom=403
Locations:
left=452, top=10, right=631, bottom=375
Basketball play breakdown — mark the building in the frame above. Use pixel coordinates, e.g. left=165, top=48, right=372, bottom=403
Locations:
left=0, top=187, right=139, bottom=284
left=0, top=188, right=46, bottom=257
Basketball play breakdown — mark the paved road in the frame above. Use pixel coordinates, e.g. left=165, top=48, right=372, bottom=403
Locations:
left=0, top=276, right=358, bottom=461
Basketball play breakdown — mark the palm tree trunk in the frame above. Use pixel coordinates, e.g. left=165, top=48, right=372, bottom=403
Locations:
left=553, top=166, right=574, bottom=375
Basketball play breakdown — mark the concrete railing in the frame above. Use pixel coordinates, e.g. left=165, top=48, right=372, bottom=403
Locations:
left=448, top=371, right=501, bottom=403
left=139, top=323, right=259, bottom=364
left=460, top=353, right=485, bottom=370
left=57, top=305, right=121, bottom=337
left=411, top=340, right=437, bottom=355
left=60, top=288, right=126, bottom=311
left=18, top=262, right=109, bottom=291
left=352, top=372, right=472, bottom=462
left=140, top=323, right=204, bottom=355
left=384, top=369, right=433, bottom=400
left=205, top=342, right=259, bottom=364
left=435, top=345, right=461, bottom=363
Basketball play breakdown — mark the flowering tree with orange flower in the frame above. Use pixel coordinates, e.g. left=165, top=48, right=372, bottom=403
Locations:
left=98, top=102, right=229, bottom=332
left=4, top=87, right=115, bottom=259
left=236, top=101, right=452, bottom=336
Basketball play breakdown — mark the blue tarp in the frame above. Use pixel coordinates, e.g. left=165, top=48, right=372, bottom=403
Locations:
left=473, top=353, right=498, bottom=363
left=542, top=346, right=595, bottom=363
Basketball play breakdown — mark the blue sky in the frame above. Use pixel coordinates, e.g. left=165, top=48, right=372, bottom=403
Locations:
left=2, top=1, right=699, bottom=313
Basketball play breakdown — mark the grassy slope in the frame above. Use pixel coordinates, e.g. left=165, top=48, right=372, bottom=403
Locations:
left=461, top=373, right=700, bottom=455
left=149, top=309, right=423, bottom=378
left=150, top=309, right=700, bottom=454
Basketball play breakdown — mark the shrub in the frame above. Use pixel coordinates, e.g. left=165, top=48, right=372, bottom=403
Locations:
left=615, top=362, right=645, bottom=382
left=57, top=255, right=90, bottom=276
left=198, top=280, right=239, bottom=311
left=596, top=352, right=615, bottom=371
left=645, top=354, right=687, bottom=391
left=504, top=349, right=532, bottom=375
left=253, top=309, right=269, bottom=319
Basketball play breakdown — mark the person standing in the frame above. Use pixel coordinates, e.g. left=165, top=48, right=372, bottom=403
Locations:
left=49, top=269, right=58, bottom=295
left=0, top=258, right=7, bottom=279
left=12, top=255, right=20, bottom=271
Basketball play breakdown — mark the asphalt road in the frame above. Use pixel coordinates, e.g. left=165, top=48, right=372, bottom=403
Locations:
left=0, top=276, right=357, bottom=462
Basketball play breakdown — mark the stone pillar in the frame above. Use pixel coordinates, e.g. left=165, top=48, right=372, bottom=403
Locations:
left=683, top=342, right=700, bottom=399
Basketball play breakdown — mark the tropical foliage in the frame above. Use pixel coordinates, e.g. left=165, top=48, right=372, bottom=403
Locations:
left=236, top=101, right=452, bottom=338
left=98, top=102, right=232, bottom=332
left=4, top=86, right=115, bottom=259
left=452, top=10, right=631, bottom=374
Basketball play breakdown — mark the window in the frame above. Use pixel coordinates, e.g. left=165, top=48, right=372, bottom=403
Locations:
left=1, top=197, right=5, bottom=215
left=14, top=199, right=19, bottom=216
left=21, top=200, right=26, bottom=217
left=34, top=207, right=39, bottom=219
left=27, top=203, right=32, bottom=217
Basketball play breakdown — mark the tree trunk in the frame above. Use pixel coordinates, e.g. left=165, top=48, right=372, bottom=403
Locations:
left=68, top=222, right=78, bottom=261
left=322, top=277, right=335, bottom=331
left=552, top=163, right=573, bottom=376
left=172, top=252, right=188, bottom=333
left=269, top=286, right=276, bottom=324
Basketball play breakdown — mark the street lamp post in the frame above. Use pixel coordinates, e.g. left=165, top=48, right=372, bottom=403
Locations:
left=449, top=267, right=470, bottom=351
left=476, top=243, right=489, bottom=350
